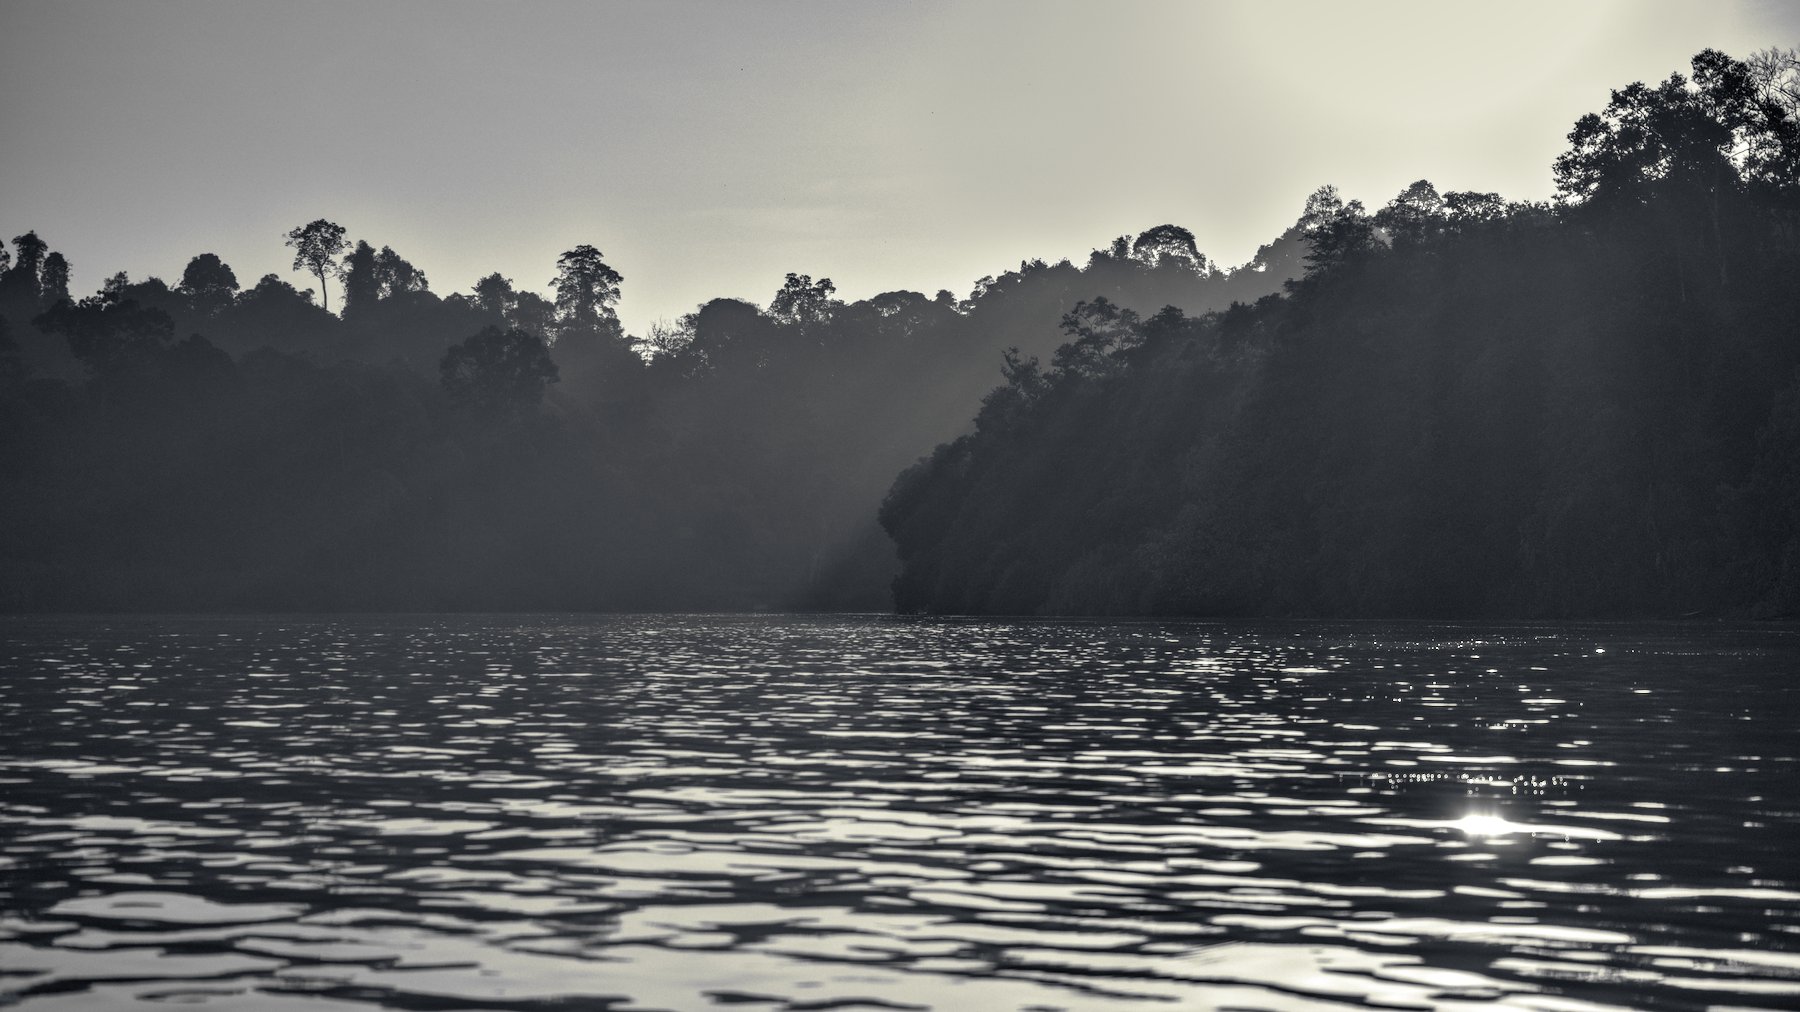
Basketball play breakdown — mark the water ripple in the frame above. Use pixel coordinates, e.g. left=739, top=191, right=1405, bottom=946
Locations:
left=2, top=615, right=1796, bottom=1010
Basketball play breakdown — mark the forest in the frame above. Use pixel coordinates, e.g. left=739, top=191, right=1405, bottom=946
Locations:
left=2, top=48, right=1796, bottom=617
left=0, top=180, right=1299, bottom=611
left=883, top=48, right=1800, bottom=618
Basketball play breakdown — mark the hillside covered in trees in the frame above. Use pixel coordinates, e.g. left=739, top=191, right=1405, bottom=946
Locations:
left=882, top=48, right=1800, bottom=618
left=0, top=184, right=1299, bottom=611
left=3, top=48, right=1795, bottom=618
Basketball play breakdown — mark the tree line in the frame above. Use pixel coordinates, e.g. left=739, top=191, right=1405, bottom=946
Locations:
left=881, top=48, right=1800, bottom=618
left=5, top=47, right=1792, bottom=617
left=0, top=189, right=1292, bottom=610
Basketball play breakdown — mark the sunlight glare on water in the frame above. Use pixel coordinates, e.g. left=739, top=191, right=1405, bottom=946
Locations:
left=1454, top=812, right=1519, bottom=837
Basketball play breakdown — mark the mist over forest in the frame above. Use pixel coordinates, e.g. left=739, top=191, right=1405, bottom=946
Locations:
left=2, top=48, right=1797, bottom=618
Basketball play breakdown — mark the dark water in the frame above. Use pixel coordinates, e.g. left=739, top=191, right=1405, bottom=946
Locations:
left=1, top=616, right=1797, bottom=1011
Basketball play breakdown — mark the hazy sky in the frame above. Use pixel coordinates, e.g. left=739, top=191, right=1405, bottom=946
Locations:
left=2, top=0, right=1796, bottom=334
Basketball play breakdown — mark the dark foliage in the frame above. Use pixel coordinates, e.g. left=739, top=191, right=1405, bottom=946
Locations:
left=0, top=200, right=1275, bottom=611
left=881, top=49, right=1800, bottom=618
left=440, top=326, right=559, bottom=416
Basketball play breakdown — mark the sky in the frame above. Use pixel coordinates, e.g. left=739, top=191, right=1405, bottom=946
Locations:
left=2, top=0, right=1796, bottom=336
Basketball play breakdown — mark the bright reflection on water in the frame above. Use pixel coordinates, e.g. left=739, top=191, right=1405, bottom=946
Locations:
left=0, top=615, right=1797, bottom=1010
left=1454, top=813, right=1519, bottom=838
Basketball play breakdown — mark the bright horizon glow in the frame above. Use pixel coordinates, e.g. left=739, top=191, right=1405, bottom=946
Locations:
left=2, top=1, right=1797, bottom=336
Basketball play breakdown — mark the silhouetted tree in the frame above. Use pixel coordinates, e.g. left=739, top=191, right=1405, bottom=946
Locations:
left=1442, top=190, right=1507, bottom=227
left=1741, top=47, right=1800, bottom=194
left=285, top=219, right=348, bottom=311
left=178, top=253, right=238, bottom=313
left=1554, top=75, right=1730, bottom=209
left=39, top=252, right=70, bottom=306
left=6, top=231, right=46, bottom=282
left=769, top=273, right=838, bottom=327
left=1374, top=180, right=1445, bottom=245
left=1553, top=48, right=1800, bottom=296
left=0, top=231, right=48, bottom=311
left=340, top=241, right=380, bottom=319
left=375, top=246, right=427, bottom=297
left=472, top=273, right=514, bottom=318
left=686, top=297, right=778, bottom=371
left=552, top=245, right=623, bottom=342
left=1131, top=225, right=1209, bottom=272
left=1297, top=185, right=1376, bottom=277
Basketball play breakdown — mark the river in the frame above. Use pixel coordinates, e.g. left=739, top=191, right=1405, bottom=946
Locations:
left=1, top=615, right=1796, bottom=1010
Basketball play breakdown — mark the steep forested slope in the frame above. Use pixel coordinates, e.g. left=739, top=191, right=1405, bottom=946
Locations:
left=882, top=49, right=1800, bottom=618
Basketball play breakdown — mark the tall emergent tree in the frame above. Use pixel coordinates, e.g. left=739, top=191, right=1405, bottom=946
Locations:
left=551, top=245, right=623, bottom=342
left=0, top=231, right=48, bottom=307
left=769, top=273, right=838, bottom=327
left=285, top=219, right=348, bottom=311
left=39, top=252, right=71, bottom=306
left=1296, top=185, right=1375, bottom=278
left=340, top=240, right=380, bottom=319
left=1130, top=225, right=1210, bottom=272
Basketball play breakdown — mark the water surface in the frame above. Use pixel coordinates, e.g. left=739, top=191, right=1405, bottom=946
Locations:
left=1, top=615, right=1797, bottom=1010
